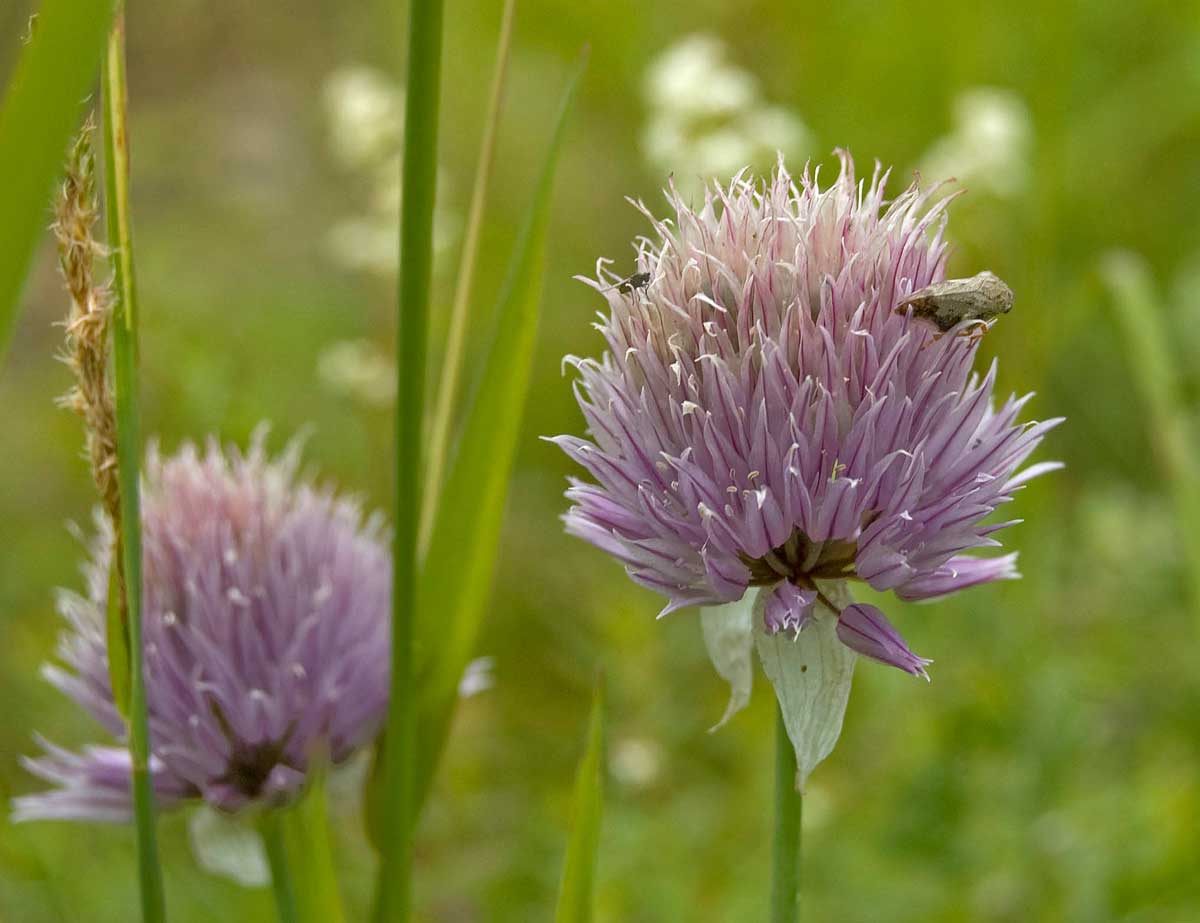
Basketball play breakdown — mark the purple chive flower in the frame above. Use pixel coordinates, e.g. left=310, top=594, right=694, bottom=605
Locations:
left=15, top=433, right=390, bottom=822
left=552, top=153, right=1060, bottom=677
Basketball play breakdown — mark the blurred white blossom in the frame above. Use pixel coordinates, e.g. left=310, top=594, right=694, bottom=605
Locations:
left=610, top=736, right=664, bottom=790
left=919, top=87, right=1033, bottom=197
left=317, top=338, right=396, bottom=407
left=641, top=34, right=810, bottom=187
left=322, top=65, right=459, bottom=277
left=323, top=66, right=405, bottom=170
left=457, top=656, right=496, bottom=699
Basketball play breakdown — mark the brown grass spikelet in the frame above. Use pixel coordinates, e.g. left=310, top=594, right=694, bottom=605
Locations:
left=53, top=115, right=121, bottom=529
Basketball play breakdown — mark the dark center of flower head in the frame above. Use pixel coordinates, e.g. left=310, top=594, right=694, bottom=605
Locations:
left=209, top=698, right=300, bottom=800
left=740, top=512, right=880, bottom=590
left=220, top=740, right=294, bottom=798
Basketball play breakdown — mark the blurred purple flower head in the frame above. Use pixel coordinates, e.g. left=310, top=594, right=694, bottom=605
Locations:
left=552, top=153, right=1060, bottom=675
left=15, top=433, right=391, bottom=822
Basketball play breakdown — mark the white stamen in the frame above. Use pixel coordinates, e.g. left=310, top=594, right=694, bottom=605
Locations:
left=226, top=587, right=250, bottom=607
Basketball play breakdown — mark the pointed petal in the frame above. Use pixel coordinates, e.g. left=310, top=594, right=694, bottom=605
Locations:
left=13, top=739, right=191, bottom=824
left=754, top=584, right=856, bottom=792
left=896, top=553, right=1019, bottom=601
left=836, top=603, right=932, bottom=678
left=702, top=547, right=751, bottom=601
left=700, top=596, right=754, bottom=731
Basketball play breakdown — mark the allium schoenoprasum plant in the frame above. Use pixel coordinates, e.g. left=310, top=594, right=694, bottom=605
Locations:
left=15, top=434, right=391, bottom=821
left=550, top=153, right=1061, bottom=911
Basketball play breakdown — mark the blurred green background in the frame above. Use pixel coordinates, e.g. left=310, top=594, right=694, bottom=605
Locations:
left=2, top=0, right=1200, bottom=920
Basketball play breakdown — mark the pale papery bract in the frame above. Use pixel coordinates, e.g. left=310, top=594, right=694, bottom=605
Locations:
left=551, top=153, right=1061, bottom=676
left=15, top=433, right=391, bottom=821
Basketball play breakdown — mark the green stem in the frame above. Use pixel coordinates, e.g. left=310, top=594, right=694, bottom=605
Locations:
left=373, top=0, right=444, bottom=920
left=262, top=814, right=299, bottom=923
left=418, top=0, right=516, bottom=553
left=770, top=703, right=801, bottom=923
left=102, top=11, right=166, bottom=922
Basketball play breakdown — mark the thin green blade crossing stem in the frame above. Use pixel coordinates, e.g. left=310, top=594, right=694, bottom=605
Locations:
left=770, top=703, right=802, bottom=923
left=554, top=674, right=606, bottom=923
left=281, top=775, right=347, bottom=923
left=374, top=0, right=444, bottom=920
left=410, top=53, right=586, bottom=816
left=262, top=778, right=346, bottom=923
left=101, top=11, right=165, bottom=921
left=419, top=0, right=518, bottom=551
left=262, top=813, right=299, bottom=923
left=0, top=0, right=117, bottom=357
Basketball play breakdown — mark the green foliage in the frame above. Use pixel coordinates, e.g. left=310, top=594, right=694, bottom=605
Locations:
left=420, top=0, right=518, bottom=549
left=411, top=52, right=585, bottom=812
left=373, top=0, right=445, bottom=913
left=1101, top=252, right=1200, bottom=616
left=260, top=812, right=298, bottom=923
left=101, top=12, right=165, bottom=920
left=104, top=554, right=130, bottom=718
left=554, top=674, right=605, bottom=923
left=262, top=782, right=350, bottom=923
left=0, top=0, right=116, bottom=357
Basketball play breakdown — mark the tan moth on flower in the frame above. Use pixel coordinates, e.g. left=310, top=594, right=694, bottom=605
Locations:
left=896, top=270, right=1015, bottom=334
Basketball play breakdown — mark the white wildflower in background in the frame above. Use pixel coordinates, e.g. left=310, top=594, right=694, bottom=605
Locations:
left=323, top=67, right=404, bottom=169
left=610, top=737, right=664, bottom=790
left=919, top=87, right=1033, bottom=198
left=641, top=34, right=810, bottom=188
left=322, top=65, right=460, bottom=277
left=316, top=339, right=397, bottom=408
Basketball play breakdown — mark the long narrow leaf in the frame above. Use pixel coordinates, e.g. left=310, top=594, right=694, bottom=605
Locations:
left=0, top=0, right=117, bottom=356
left=261, top=813, right=299, bottom=923
left=410, top=52, right=586, bottom=812
left=373, top=0, right=445, bottom=919
left=419, top=0, right=518, bottom=550
left=554, top=674, right=607, bottom=923
left=1101, top=250, right=1200, bottom=617
left=101, top=11, right=165, bottom=920
left=282, top=775, right=347, bottom=923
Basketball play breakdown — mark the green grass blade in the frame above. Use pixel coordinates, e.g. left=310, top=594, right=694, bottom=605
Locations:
left=261, top=813, right=299, bottom=923
left=281, top=775, right=347, bottom=923
left=104, top=552, right=131, bottom=717
left=410, top=52, right=586, bottom=813
left=101, top=11, right=165, bottom=921
left=419, top=0, right=518, bottom=551
left=554, top=674, right=607, bottom=923
left=1100, top=251, right=1200, bottom=616
left=0, top=0, right=117, bottom=357
left=373, top=0, right=445, bottom=919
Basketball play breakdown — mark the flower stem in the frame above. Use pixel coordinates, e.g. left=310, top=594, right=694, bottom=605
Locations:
left=101, top=10, right=166, bottom=922
left=373, top=0, right=444, bottom=920
left=262, top=814, right=299, bottom=923
left=770, top=702, right=801, bottom=923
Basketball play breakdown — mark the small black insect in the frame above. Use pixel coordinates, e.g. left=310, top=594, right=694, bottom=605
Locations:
left=612, top=271, right=651, bottom=295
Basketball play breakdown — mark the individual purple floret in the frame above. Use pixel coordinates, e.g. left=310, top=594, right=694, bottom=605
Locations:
left=552, top=153, right=1061, bottom=677
left=15, top=433, right=391, bottom=822
left=762, top=582, right=816, bottom=635
left=836, top=603, right=932, bottom=679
